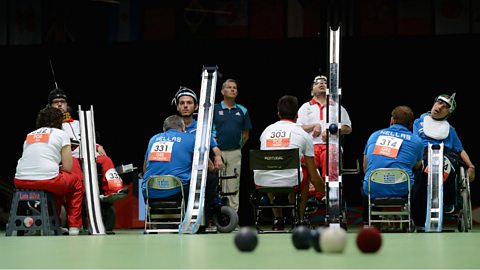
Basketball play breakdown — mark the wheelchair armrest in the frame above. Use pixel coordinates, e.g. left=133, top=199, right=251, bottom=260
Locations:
left=342, top=159, right=360, bottom=175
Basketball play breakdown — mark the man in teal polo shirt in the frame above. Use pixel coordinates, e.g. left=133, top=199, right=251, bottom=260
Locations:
left=212, top=78, right=252, bottom=216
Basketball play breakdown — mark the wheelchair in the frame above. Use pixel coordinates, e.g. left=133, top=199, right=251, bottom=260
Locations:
left=59, top=163, right=135, bottom=233
left=207, top=169, right=239, bottom=233
left=420, top=151, right=473, bottom=233
left=454, top=163, right=472, bottom=232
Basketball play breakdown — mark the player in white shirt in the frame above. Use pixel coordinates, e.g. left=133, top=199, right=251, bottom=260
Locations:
left=255, top=95, right=324, bottom=230
left=14, top=107, right=84, bottom=235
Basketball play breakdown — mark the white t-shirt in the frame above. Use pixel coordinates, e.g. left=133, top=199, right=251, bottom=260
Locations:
left=296, top=100, right=351, bottom=145
left=254, top=120, right=314, bottom=187
left=62, top=120, right=81, bottom=158
left=15, top=127, right=71, bottom=180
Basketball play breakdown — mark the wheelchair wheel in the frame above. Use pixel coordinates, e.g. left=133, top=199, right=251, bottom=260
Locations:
left=212, top=206, right=238, bottom=233
left=457, top=214, right=465, bottom=232
left=460, top=168, right=472, bottom=231
left=101, top=203, right=116, bottom=232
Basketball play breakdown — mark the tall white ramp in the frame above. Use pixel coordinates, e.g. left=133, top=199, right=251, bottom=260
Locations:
left=180, top=66, right=218, bottom=234
left=78, top=105, right=106, bottom=235
left=325, top=22, right=345, bottom=229
left=425, top=143, right=444, bottom=232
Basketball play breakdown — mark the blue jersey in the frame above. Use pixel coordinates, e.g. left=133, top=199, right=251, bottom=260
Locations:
left=363, top=124, right=423, bottom=198
left=212, top=101, right=252, bottom=150
left=142, top=129, right=195, bottom=198
left=413, top=112, right=463, bottom=153
left=185, top=119, right=218, bottom=149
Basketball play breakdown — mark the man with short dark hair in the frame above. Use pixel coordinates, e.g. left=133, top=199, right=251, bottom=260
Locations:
left=255, top=95, right=324, bottom=230
left=362, top=105, right=423, bottom=224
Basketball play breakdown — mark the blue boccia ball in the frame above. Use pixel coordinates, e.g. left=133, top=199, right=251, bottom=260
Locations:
left=292, top=225, right=311, bottom=250
left=329, top=123, right=338, bottom=134
left=234, top=227, right=258, bottom=252
left=310, top=227, right=326, bottom=252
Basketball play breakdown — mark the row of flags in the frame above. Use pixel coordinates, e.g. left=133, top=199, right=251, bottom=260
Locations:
left=1, top=0, right=480, bottom=45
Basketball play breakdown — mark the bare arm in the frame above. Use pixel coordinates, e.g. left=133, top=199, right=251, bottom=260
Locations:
left=413, top=160, right=422, bottom=171
left=340, top=125, right=352, bottom=135
left=460, top=150, right=475, bottom=182
left=304, top=156, right=325, bottom=193
left=97, top=144, right=107, bottom=156
left=212, top=146, right=224, bottom=170
left=301, top=123, right=322, bottom=138
left=362, top=155, right=368, bottom=174
left=241, top=129, right=249, bottom=147
left=143, top=159, right=147, bottom=174
left=60, top=145, right=73, bottom=172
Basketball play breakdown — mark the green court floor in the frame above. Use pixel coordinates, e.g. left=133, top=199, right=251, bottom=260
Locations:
left=0, top=226, right=479, bottom=269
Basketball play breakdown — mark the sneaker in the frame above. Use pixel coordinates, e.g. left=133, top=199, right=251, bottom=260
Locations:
left=60, top=227, right=69, bottom=235
left=69, top=227, right=80, bottom=236
left=99, top=188, right=128, bottom=203
left=444, top=204, right=455, bottom=214
left=272, top=218, right=285, bottom=231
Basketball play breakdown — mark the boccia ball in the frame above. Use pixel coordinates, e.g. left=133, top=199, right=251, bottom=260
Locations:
left=24, top=217, right=34, bottom=228
left=356, top=227, right=382, bottom=253
left=259, top=196, right=270, bottom=205
left=310, top=226, right=326, bottom=252
left=234, top=227, right=258, bottom=252
left=320, top=227, right=347, bottom=253
left=328, top=123, right=338, bottom=134
left=291, top=225, right=311, bottom=250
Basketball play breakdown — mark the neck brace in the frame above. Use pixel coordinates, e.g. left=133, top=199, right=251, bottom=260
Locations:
left=423, top=115, right=450, bottom=140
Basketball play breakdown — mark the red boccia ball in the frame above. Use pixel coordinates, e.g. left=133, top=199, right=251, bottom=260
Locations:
left=356, top=227, right=382, bottom=253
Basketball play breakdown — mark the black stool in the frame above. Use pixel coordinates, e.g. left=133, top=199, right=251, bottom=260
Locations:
left=5, top=189, right=62, bottom=236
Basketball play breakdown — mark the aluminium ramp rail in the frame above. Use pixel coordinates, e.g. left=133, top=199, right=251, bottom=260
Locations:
left=78, top=105, right=106, bottom=235
left=425, top=143, right=444, bottom=232
left=325, top=23, right=345, bottom=229
left=179, top=66, right=218, bottom=234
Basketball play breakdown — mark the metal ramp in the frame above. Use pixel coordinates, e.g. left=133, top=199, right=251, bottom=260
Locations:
left=78, top=105, right=106, bottom=235
left=179, top=66, right=218, bottom=234
left=325, top=19, right=346, bottom=230
left=425, top=143, right=444, bottom=232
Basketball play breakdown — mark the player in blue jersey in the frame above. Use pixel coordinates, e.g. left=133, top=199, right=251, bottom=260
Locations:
left=411, top=93, right=475, bottom=225
left=362, top=105, right=423, bottom=224
left=142, top=115, right=196, bottom=200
